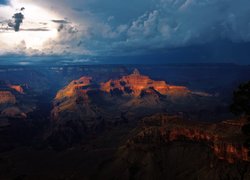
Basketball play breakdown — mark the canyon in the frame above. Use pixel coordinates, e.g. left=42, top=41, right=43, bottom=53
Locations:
left=0, top=65, right=249, bottom=180
left=49, top=69, right=221, bottom=149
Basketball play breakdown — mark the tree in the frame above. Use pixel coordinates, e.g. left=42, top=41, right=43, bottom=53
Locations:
left=230, top=81, right=250, bottom=118
left=230, top=81, right=250, bottom=150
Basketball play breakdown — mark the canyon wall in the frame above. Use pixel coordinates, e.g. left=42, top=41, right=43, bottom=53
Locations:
left=129, top=114, right=249, bottom=163
left=0, top=91, right=16, bottom=104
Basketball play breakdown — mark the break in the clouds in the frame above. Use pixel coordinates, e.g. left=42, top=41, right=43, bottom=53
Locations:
left=0, top=0, right=250, bottom=60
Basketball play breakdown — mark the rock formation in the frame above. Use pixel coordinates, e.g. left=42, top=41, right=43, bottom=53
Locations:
left=128, top=114, right=249, bottom=163
left=54, top=77, right=92, bottom=100
left=0, top=82, right=34, bottom=118
left=100, top=69, right=189, bottom=96
left=52, top=70, right=194, bottom=123
left=8, top=85, right=24, bottom=94
left=0, top=91, right=16, bottom=104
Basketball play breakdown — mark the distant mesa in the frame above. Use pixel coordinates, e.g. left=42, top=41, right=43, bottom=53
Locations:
left=0, top=83, right=26, bottom=105
left=53, top=69, right=191, bottom=111
left=52, top=69, right=193, bottom=120
left=0, top=91, right=16, bottom=104
left=101, top=69, right=190, bottom=96
left=0, top=82, right=33, bottom=119
left=8, top=85, right=24, bottom=94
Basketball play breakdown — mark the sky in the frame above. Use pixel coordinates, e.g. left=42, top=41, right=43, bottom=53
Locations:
left=0, top=0, right=250, bottom=65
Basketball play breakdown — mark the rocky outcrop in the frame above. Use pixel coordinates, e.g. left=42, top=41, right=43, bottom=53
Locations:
left=8, top=85, right=24, bottom=94
left=128, top=114, right=249, bottom=163
left=100, top=69, right=189, bottom=97
left=0, top=82, right=34, bottom=119
left=54, top=77, right=92, bottom=101
left=52, top=77, right=98, bottom=120
left=0, top=91, right=16, bottom=104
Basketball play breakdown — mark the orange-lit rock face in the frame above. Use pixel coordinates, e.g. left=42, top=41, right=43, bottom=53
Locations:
left=9, top=85, right=24, bottom=94
left=213, top=143, right=249, bottom=163
left=167, top=128, right=248, bottom=163
left=132, top=114, right=249, bottom=164
left=167, top=128, right=219, bottom=142
left=52, top=77, right=94, bottom=119
left=55, top=77, right=92, bottom=100
left=0, top=91, right=16, bottom=104
left=101, top=69, right=189, bottom=96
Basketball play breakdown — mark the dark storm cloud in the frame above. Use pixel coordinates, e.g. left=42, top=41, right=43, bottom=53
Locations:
left=51, top=20, right=71, bottom=32
left=33, top=0, right=250, bottom=58
left=57, top=24, right=64, bottom=32
left=0, top=26, right=49, bottom=32
left=52, top=20, right=69, bottom=24
left=0, top=20, right=14, bottom=32
left=1, top=0, right=250, bottom=64
left=12, top=12, right=24, bottom=32
left=21, top=28, right=50, bottom=31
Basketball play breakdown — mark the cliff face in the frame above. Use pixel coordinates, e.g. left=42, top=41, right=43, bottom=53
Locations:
left=54, top=77, right=92, bottom=100
left=0, top=91, right=16, bottom=104
left=8, top=85, right=24, bottom=94
left=94, top=114, right=250, bottom=180
left=52, top=76, right=98, bottom=121
left=129, top=114, right=249, bottom=163
left=100, top=69, right=189, bottom=97
left=0, top=82, right=35, bottom=118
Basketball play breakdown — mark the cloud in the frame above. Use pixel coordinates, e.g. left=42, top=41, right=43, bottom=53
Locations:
left=0, top=27, right=50, bottom=32
left=51, top=19, right=69, bottom=24
left=21, top=28, right=50, bottom=31
left=1, top=0, right=250, bottom=60
left=12, top=12, right=24, bottom=31
left=42, top=0, right=249, bottom=56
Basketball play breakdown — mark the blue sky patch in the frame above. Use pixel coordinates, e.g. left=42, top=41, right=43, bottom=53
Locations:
left=0, top=0, right=8, bottom=5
